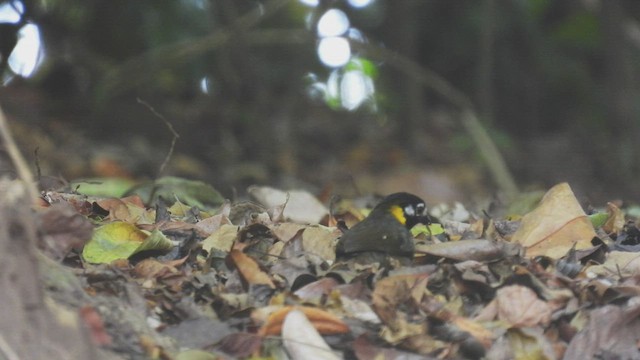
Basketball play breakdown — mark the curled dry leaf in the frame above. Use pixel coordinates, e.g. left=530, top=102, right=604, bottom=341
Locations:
left=511, top=182, right=595, bottom=259
left=282, top=309, right=341, bottom=360
left=228, top=249, right=275, bottom=289
left=603, top=202, right=625, bottom=235
left=496, top=285, right=552, bottom=328
left=415, top=239, right=511, bottom=262
left=257, top=306, right=349, bottom=337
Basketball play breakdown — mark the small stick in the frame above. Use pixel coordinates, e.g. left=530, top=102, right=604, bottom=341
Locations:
left=136, top=98, right=180, bottom=178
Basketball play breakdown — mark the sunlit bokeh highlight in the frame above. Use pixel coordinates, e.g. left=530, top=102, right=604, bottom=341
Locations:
left=340, top=70, right=373, bottom=110
left=317, top=37, right=351, bottom=68
left=317, top=8, right=349, bottom=37
left=0, top=1, right=23, bottom=23
left=347, top=0, right=374, bottom=9
left=0, top=1, right=44, bottom=79
left=307, top=3, right=377, bottom=111
left=199, top=77, right=210, bottom=94
left=8, top=24, right=43, bottom=78
left=298, top=0, right=319, bottom=7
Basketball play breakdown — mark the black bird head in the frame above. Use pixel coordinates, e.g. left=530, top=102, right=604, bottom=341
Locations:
left=372, top=192, right=430, bottom=229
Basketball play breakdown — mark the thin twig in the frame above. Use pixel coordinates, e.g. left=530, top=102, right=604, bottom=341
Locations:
left=136, top=98, right=179, bottom=178
left=99, top=0, right=291, bottom=98
left=0, top=105, right=38, bottom=201
left=460, top=110, right=519, bottom=198
left=352, top=41, right=519, bottom=198
left=34, top=147, right=41, bottom=181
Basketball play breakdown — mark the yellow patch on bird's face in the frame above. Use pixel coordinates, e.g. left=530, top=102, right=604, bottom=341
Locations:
left=389, top=205, right=407, bottom=225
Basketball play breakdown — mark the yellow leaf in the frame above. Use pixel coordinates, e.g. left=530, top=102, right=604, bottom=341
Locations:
left=201, top=224, right=239, bottom=253
left=82, top=222, right=173, bottom=264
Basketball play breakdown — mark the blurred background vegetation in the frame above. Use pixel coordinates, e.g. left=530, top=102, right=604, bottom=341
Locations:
left=1, top=0, right=639, bottom=205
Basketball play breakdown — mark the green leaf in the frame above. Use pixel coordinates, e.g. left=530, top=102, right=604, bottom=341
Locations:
left=412, top=223, right=445, bottom=237
left=589, top=212, right=608, bottom=229
left=345, top=57, right=378, bottom=79
left=71, top=178, right=136, bottom=198
left=175, top=350, right=219, bottom=360
left=128, top=176, right=224, bottom=210
left=82, top=222, right=173, bottom=264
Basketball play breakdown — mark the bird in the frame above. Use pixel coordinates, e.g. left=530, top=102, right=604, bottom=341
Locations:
left=335, top=192, right=430, bottom=262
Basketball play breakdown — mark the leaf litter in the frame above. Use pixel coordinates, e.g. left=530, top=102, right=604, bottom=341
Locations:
left=34, top=180, right=640, bottom=359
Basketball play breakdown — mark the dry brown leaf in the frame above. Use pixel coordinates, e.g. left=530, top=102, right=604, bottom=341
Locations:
left=450, top=315, right=495, bottom=350
left=270, top=222, right=307, bottom=242
left=511, top=182, right=595, bottom=259
left=96, top=195, right=149, bottom=223
left=372, top=274, right=428, bottom=326
left=603, top=202, right=625, bottom=235
left=352, top=335, right=430, bottom=360
left=257, top=306, right=349, bottom=336
left=293, top=277, right=340, bottom=301
left=496, top=285, right=552, bottom=328
left=425, top=299, right=495, bottom=350
left=564, top=297, right=640, bottom=359
left=132, top=258, right=179, bottom=279
left=228, top=249, right=275, bottom=289
left=96, top=198, right=131, bottom=221
left=248, top=186, right=329, bottom=224
left=195, top=212, right=231, bottom=235
left=339, top=296, right=381, bottom=324
left=38, top=202, right=94, bottom=257
left=586, top=251, right=640, bottom=277
left=301, top=225, right=341, bottom=261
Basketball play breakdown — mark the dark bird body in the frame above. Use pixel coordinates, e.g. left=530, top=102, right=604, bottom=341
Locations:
left=335, top=192, right=429, bottom=260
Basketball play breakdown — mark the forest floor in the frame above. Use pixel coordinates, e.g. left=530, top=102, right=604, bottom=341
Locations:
left=24, top=176, right=640, bottom=360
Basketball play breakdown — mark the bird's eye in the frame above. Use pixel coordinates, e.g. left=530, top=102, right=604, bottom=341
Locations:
left=415, top=203, right=425, bottom=215
left=404, top=205, right=415, bottom=216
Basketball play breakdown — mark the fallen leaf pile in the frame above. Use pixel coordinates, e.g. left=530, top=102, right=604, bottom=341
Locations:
left=33, top=180, right=640, bottom=359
